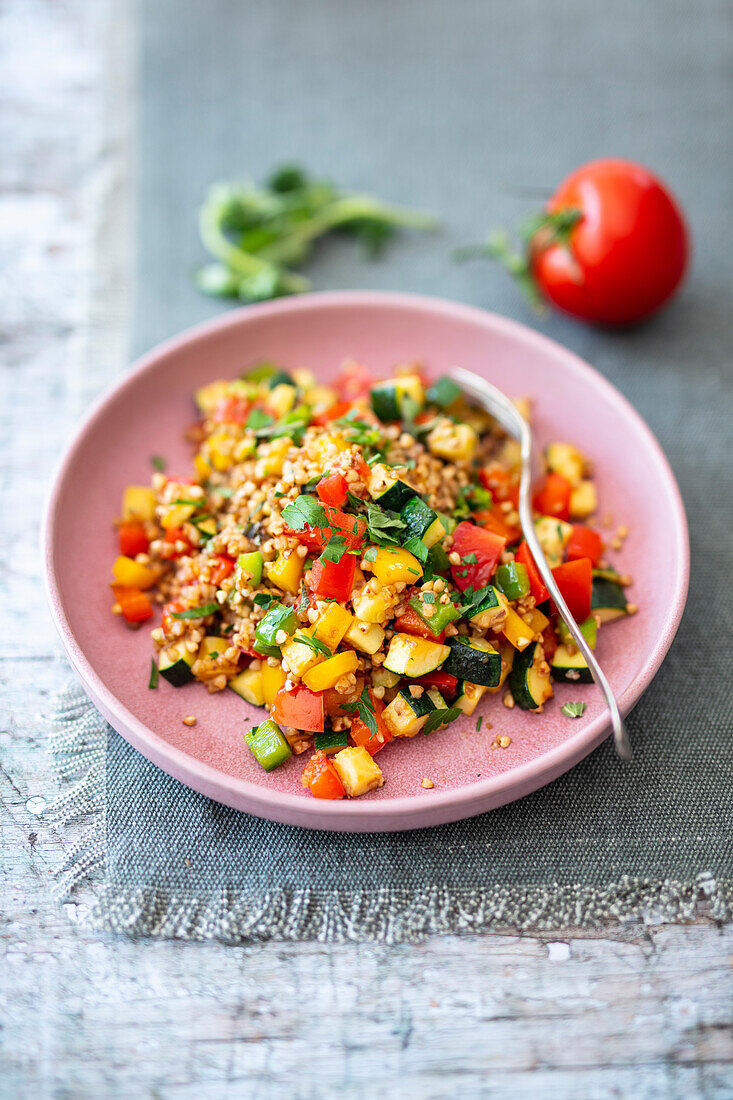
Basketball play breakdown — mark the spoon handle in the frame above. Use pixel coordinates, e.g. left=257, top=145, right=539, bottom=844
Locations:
left=451, top=367, right=631, bottom=760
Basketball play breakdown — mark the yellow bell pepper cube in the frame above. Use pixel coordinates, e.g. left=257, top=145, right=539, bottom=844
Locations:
left=254, top=437, right=291, bottom=479
left=229, top=668, right=265, bottom=706
left=198, top=636, right=227, bottom=661
left=122, top=486, right=156, bottom=521
left=111, top=555, right=159, bottom=590
left=303, top=649, right=359, bottom=692
left=496, top=593, right=535, bottom=651
left=332, top=746, right=384, bottom=797
left=195, top=379, right=230, bottom=414
left=265, top=550, right=304, bottom=595
left=351, top=580, right=399, bottom=625
left=371, top=547, right=423, bottom=586
left=522, top=606, right=550, bottom=637
left=266, top=382, right=297, bottom=418
left=312, top=604, right=353, bottom=650
left=207, top=431, right=235, bottom=472
left=261, top=662, right=287, bottom=708
left=569, top=480, right=598, bottom=519
left=160, top=503, right=196, bottom=531
left=193, top=453, right=212, bottom=480
left=343, top=619, right=385, bottom=655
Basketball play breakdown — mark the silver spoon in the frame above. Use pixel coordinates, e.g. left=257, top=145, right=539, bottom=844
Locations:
left=451, top=366, right=631, bottom=760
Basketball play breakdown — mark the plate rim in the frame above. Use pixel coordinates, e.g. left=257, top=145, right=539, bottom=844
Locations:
left=42, top=290, right=690, bottom=830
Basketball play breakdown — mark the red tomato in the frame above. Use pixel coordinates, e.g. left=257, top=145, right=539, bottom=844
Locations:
left=118, top=521, right=150, bottom=558
left=161, top=600, right=185, bottom=635
left=479, top=465, right=519, bottom=508
left=393, top=606, right=446, bottom=643
left=316, top=471, right=349, bottom=508
left=307, top=553, right=356, bottom=603
left=111, top=585, right=154, bottom=624
left=349, top=693, right=393, bottom=756
left=210, top=554, right=235, bottom=587
left=450, top=521, right=506, bottom=592
left=533, top=473, right=572, bottom=521
left=311, top=399, right=353, bottom=427
left=301, top=751, right=345, bottom=799
left=271, top=685, right=325, bottom=733
left=334, top=361, right=373, bottom=401
left=515, top=542, right=549, bottom=604
left=212, top=396, right=250, bottom=425
left=164, top=527, right=193, bottom=558
left=285, top=506, right=367, bottom=553
left=473, top=509, right=521, bottom=544
left=550, top=558, right=593, bottom=622
left=414, top=670, right=459, bottom=698
left=531, top=159, right=689, bottom=325
left=566, top=525, right=603, bottom=567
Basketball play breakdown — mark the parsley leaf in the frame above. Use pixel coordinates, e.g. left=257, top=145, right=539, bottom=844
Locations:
left=171, top=603, right=219, bottom=620
left=342, top=686, right=378, bottom=737
left=561, top=701, right=587, bottom=719
left=148, top=658, right=159, bottom=689
left=459, top=585, right=495, bottom=618
left=426, top=376, right=461, bottom=408
left=403, top=536, right=428, bottom=563
left=253, top=593, right=280, bottom=609
left=150, top=454, right=167, bottom=472
left=366, top=503, right=405, bottom=545
left=476, top=716, right=482, bottom=731
left=362, top=546, right=378, bottom=562
left=319, top=531, right=349, bottom=564
left=281, top=494, right=329, bottom=532
left=246, top=408, right=274, bottom=431
left=422, top=707, right=461, bottom=736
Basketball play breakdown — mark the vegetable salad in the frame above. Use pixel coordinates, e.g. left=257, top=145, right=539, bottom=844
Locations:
left=110, top=360, right=635, bottom=800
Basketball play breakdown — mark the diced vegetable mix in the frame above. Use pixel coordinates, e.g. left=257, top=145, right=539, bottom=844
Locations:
left=109, top=361, right=637, bottom=798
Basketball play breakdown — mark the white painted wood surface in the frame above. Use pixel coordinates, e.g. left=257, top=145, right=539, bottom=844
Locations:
left=1, top=2, right=731, bottom=1096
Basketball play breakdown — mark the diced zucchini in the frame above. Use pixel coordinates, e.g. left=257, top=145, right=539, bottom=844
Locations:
left=468, top=586, right=504, bottom=630
left=195, top=516, right=217, bottom=538
left=158, top=642, right=196, bottom=687
left=229, top=668, right=265, bottom=706
left=550, top=644, right=593, bottom=684
left=370, top=374, right=424, bottom=421
left=198, top=635, right=226, bottom=660
left=426, top=542, right=452, bottom=577
left=368, top=464, right=419, bottom=511
left=266, top=369, right=296, bottom=389
left=533, top=516, right=573, bottom=567
left=400, top=497, right=447, bottom=549
left=408, top=591, right=461, bottom=634
left=244, top=719, right=292, bottom=772
left=455, top=680, right=489, bottom=716
left=254, top=605, right=298, bottom=657
left=383, top=634, right=450, bottom=677
left=558, top=615, right=598, bottom=649
left=545, top=442, right=585, bottom=485
left=382, top=688, right=434, bottom=737
left=426, top=419, right=478, bottom=463
left=569, top=480, right=597, bottom=519
left=343, top=618, right=385, bottom=655
left=591, top=575, right=629, bottom=623
left=372, top=667, right=400, bottom=689
left=443, top=636, right=501, bottom=687
left=352, top=581, right=398, bottom=625
left=332, top=746, right=384, bottom=795
left=266, top=382, right=297, bottom=419
left=281, top=635, right=323, bottom=679
left=486, top=640, right=515, bottom=695
left=313, top=728, right=349, bottom=753
left=509, top=642, right=554, bottom=711
left=236, top=551, right=263, bottom=587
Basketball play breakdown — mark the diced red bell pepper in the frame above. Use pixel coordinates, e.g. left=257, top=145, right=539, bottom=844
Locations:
left=550, top=558, right=593, bottom=622
left=301, top=751, right=346, bottom=799
left=212, top=396, right=250, bottom=425
left=334, top=361, right=373, bottom=401
left=450, top=521, right=506, bottom=592
left=393, top=606, right=446, bottom=642
left=111, top=584, right=154, bottom=624
left=311, top=399, right=353, bottom=426
left=541, top=624, right=559, bottom=663
left=323, top=683, right=364, bottom=718
left=415, top=670, right=459, bottom=698
left=349, top=692, right=393, bottom=756
left=566, top=524, right=603, bottom=567
left=532, top=472, right=572, bottom=520
left=515, top=541, right=549, bottom=604
left=479, top=465, right=519, bottom=508
left=287, top=506, right=367, bottom=553
left=118, top=520, right=150, bottom=557
left=164, top=526, right=193, bottom=558
left=307, top=553, right=357, bottom=602
left=473, top=509, right=521, bottom=544
left=161, top=599, right=185, bottom=635
left=271, top=685, right=325, bottom=732
left=210, top=554, right=235, bottom=587
left=316, top=471, right=349, bottom=508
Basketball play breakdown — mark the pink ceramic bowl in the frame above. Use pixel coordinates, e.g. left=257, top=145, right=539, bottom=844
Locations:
left=43, top=292, right=689, bottom=831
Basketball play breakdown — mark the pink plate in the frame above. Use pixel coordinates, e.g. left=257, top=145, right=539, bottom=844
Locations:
left=43, top=292, right=689, bottom=831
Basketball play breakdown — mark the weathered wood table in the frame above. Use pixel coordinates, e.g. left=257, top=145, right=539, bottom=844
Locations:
left=1, top=2, right=731, bottom=1096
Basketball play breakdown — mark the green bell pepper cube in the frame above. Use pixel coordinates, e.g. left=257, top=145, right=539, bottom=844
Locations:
left=558, top=614, right=598, bottom=650
left=254, top=604, right=298, bottom=657
left=495, top=562, right=530, bottom=601
left=408, top=591, right=462, bottom=634
left=244, top=720, right=292, bottom=771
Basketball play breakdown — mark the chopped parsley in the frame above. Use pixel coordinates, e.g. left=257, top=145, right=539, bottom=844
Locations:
left=253, top=593, right=280, bottom=609
left=171, top=603, right=219, bottom=620
left=246, top=408, right=274, bottom=431
left=294, top=632, right=332, bottom=657
left=150, top=454, right=167, bottom=472
left=561, top=701, right=587, bottom=719
left=343, top=686, right=378, bottom=737
left=426, top=376, right=461, bottom=408
left=319, top=531, right=349, bottom=565
left=281, top=494, right=329, bottom=532
left=403, top=536, right=428, bottom=563
left=459, top=584, right=495, bottom=618
left=148, top=658, right=159, bottom=689
left=366, top=503, right=406, bottom=546
left=476, top=716, right=482, bottom=731
left=422, top=707, right=461, bottom=736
